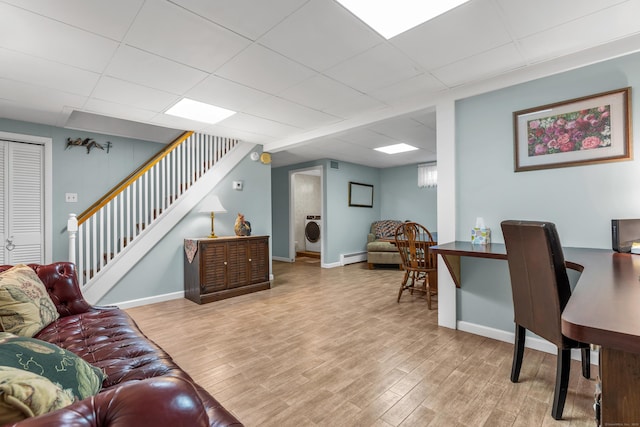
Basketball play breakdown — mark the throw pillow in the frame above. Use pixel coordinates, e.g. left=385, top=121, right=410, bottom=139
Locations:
left=0, top=332, right=106, bottom=400
left=373, top=220, right=403, bottom=239
left=0, top=366, right=74, bottom=424
left=0, top=264, right=60, bottom=337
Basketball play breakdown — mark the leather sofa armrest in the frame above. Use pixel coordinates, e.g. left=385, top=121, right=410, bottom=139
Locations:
left=7, top=377, right=210, bottom=427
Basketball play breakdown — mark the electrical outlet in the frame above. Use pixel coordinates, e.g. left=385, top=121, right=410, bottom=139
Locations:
left=65, top=193, right=78, bottom=203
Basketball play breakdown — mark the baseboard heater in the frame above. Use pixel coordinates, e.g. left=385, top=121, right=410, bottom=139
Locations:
left=340, top=251, right=367, bottom=266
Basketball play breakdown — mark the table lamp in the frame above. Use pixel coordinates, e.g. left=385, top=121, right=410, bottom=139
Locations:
left=199, top=195, right=227, bottom=238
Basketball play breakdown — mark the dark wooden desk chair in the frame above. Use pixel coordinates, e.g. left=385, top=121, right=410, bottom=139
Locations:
left=501, top=220, right=591, bottom=420
left=394, top=222, right=438, bottom=309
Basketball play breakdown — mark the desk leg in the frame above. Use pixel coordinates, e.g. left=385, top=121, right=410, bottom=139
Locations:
left=601, top=347, right=640, bottom=425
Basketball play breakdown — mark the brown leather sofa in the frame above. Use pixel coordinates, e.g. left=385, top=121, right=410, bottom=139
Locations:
left=0, top=262, right=242, bottom=427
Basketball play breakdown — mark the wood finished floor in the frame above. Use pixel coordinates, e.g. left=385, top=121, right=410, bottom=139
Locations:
left=126, top=260, right=596, bottom=427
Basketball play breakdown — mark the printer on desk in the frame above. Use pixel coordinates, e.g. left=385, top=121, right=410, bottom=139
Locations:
left=612, top=219, right=640, bottom=253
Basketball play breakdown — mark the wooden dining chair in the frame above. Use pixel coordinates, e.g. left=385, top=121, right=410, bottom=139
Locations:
left=394, top=222, right=438, bottom=309
left=501, top=220, right=591, bottom=420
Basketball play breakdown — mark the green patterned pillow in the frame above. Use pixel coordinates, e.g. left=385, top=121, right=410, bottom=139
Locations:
left=0, top=333, right=106, bottom=400
left=0, top=264, right=60, bottom=337
left=0, top=366, right=74, bottom=424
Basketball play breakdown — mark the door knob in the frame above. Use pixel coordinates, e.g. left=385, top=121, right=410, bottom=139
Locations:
left=5, top=237, right=15, bottom=251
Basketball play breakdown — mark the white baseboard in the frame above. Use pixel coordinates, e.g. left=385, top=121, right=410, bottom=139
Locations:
left=112, top=291, right=184, bottom=309
left=322, top=261, right=342, bottom=268
left=273, top=256, right=293, bottom=262
left=457, top=321, right=598, bottom=365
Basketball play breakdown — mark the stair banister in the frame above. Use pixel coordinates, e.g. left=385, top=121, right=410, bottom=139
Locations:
left=67, top=131, right=246, bottom=294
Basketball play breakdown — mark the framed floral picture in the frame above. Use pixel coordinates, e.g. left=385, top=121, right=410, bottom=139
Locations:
left=513, top=87, right=631, bottom=172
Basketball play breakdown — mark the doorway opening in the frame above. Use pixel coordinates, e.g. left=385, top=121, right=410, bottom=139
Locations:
left=289, top=166, right=323, bottom=266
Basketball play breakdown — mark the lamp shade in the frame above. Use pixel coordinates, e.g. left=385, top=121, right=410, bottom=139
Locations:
left=199, top=195, right=227, bottom=213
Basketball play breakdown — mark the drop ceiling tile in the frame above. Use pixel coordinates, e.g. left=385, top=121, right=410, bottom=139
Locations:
left=0, top=3, right=118, bottom=73
left=409, top=108, right=437, bottom=129
left=431, top=43, right=525, bottom=87
left=369, top=116, right=436, bottom=145
left=0, top=78, right=87, bottom=112
left=148, top=113, right=211, bottom=133
left=186, top=75, right=270, bottom=112
left=2, top=0, right=143, bottom=40
left=125, top=1, right=251, bottom=73
left=83, top=98, right=159, bottom=122
left=496, top=0, right=630, bottom=39
left=392, top=0, right=511, bottom=70
left=218, top=113, right=302, bottom=138
left=334, top=128, right=397, bottom=148
left=518, top=1, right=640, bottom=64
left=0, top=48, right=100, bottom=96
left=0, top=99, right=66, bottom=127
left=216, top=44, right=316, bottom=94
left=324, top=43, right=423, bottom=93
left=170, top=0, right=308, bottom=40
left=279, top=74, right=386, bottom=117
left=92, top=77, right=179, bottom=112
left=370, top=73, right=447, bottom=105
left=322, top=94, right=387, bottom=120
left=258, top=0, right=382, bottom=71
left=202, top=124, right=276, bottom=144
left=105, top=46, right=208, bottom=95
left=270, top=150, right=312, bottom=167
left=245, top=96, right=342, bottom=129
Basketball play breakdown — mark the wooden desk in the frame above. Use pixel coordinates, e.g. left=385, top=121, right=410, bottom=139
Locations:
left=431, top=241, right=640, bottom=425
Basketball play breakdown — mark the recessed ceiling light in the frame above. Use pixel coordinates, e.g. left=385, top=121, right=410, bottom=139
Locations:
left=165, top=98, right=235, bottom=125
left=375, top=143, right=419, bottom=154
left=336, top=0, right=471, bottom=39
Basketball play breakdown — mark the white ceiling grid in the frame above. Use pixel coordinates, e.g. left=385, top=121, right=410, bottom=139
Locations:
left=0, top=0, right=638, bottom=167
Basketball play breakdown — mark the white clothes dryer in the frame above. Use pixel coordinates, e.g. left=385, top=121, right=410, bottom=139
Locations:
left=304, top=215, right=321, bottom=252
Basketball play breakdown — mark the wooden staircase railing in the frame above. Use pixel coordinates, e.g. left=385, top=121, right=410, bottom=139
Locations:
left=67, top=131, right=239, bottom=288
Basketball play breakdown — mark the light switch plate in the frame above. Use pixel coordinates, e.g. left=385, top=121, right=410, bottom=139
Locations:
left=233, top=181, right=243, bottom=190
left=65, top=193, right=78, bottom=203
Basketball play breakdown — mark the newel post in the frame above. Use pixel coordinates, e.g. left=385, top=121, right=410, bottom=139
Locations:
left=67, top=213, right=78, bottom=264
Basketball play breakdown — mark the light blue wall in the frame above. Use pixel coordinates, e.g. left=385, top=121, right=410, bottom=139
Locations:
left=380, top=164, right=437, bottom=231
left=272, top=160, right=383, bottom=264
left=325, top=161, right=381, bottom=262
left=101, top=153, right=272, bottom=304
left=0, top=118, right=271, bottom=304
left=455, top=51, right=640, bottom=331
left=271, top=161, right=439, bottom=264
left=0, top=118, right=161, bottom=262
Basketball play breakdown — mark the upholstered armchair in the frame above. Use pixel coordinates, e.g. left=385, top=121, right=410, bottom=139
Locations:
left=366, top=220, right=404, bottom=269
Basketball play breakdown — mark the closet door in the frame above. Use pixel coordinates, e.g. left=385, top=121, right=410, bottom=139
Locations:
left=0, top=142, right=5, bottom=264
left=0, top=140, right=44, bottom=264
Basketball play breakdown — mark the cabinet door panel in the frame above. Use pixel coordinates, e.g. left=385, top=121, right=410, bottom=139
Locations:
left=226, top=241, right=248, bottom=288
left=201, top=242, right=227, bottom=293
left=249, top=238, right=269, bottom=284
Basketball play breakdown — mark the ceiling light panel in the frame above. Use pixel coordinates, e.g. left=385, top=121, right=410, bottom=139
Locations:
left=165, top=98, right=236, bottom=125
left=374, top=143, right=419, bottom=154
left=335, top=0, right=471, bottom=39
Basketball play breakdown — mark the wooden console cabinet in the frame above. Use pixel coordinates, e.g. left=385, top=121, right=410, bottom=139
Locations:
left=184, top=235, right=270, bottom=304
